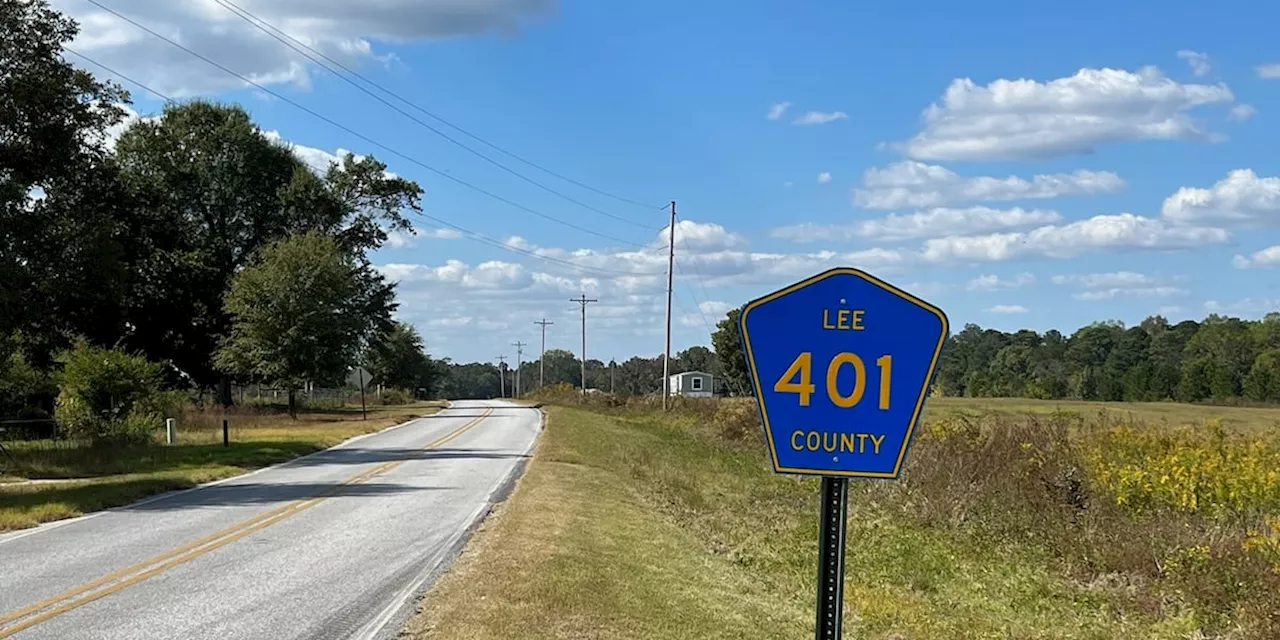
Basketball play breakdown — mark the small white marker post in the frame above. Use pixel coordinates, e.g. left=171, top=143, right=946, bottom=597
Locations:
left=165, top=418, right=176, bottom=445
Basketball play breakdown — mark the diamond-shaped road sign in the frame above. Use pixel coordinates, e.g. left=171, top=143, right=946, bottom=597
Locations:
left=739, top=267, right=949, bottom=479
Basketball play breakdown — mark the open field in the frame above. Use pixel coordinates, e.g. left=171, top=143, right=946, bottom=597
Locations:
left=406, top=395, right=1280, bottom=640
left=0, top=401, right=443, bottom=531
left=925, top=396, right=1280, bottom=433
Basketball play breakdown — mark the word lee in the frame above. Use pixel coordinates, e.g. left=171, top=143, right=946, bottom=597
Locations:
left=822, top=308, right=865, bottom=331
left=790, top=430, right=885, bottom=454
left=775, top=352, right=892, bottom=409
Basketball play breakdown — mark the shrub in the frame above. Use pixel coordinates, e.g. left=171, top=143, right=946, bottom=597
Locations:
left=54, top=341, right=166, bottom=444
left=710, top=398, right=761, bottom=445
left=379, top=388, right=413, bottom=405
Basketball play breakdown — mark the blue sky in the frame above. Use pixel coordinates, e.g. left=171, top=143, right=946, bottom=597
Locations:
left=62, top=0, right=1280, bottom=363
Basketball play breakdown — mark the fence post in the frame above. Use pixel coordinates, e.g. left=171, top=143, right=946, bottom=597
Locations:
left=222, top=419, right=229, bottom=447
left=165, top=418, right=176, bottom=445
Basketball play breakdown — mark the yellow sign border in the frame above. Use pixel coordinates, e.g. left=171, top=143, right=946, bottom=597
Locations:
left=739, top=267, right=949, bottom=479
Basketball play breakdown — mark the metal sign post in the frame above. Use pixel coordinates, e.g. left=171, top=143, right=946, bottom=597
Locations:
left=815, top=477, right=848, bottom=639
left=738, top=267, right=948, bottom=639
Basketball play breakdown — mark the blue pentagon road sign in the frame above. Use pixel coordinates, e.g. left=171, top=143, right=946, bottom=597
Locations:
left=738, top=267, right=948, bottom=479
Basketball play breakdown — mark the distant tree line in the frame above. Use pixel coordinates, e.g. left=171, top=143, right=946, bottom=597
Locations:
left=934, top=314, right=1280, bottom=403
left=435, top=346, right=723, bottom=400
left=456, top=308, right=1280, bottom=405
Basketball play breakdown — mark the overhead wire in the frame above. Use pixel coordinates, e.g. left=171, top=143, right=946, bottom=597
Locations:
left=61, top=47, right=664, bottom=279
left=81, top=0, right=653, bottom=250
left=211, top=0, right=663, bottom=228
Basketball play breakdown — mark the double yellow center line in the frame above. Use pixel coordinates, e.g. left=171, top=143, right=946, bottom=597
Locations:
left=0, top=408, right=492, bottom=638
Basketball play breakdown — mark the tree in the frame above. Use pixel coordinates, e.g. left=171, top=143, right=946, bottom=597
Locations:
left=1, top=0, right=129, bottom=350
left=114, top=102, right=420, bottom=405
left=1244, top=350, right=1280, bottom=403
left=675, top=346, right=718, bottom=375
left=366, top=322, right=436, bottom=393
left=710, top=309, right=751, bottom=395
left=215, top=231, right=390, bottom=417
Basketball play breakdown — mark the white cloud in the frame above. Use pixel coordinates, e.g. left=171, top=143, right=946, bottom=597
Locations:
left=1205, top=298, right=1280, bottom=314
left=1257, top=63, right=1280, bottom=79
left=817, top=171, right=832, bottom=184
left=425, top=228, right=462, bottom=240
left=899, top=66, right=1235, bottom=161
left=987, top=305, right=1028, bottom=314
left=100, top=103, right=146, bottom=150
left=56, top=0, right=555, bottom=97
left=1051, top=271, right=1157, bottom=288
left=384, top=227, right=418, bottom=249
left=773, top=207, right=1061, bottom=243
left=966, top=273, right=1035, bottom=291
left=657, top=220, right=746, bottom=251
left=1230, top=104, right=1257, bottom=121
left=1162, top=169, right=1280, bottom=226
left=767, top=102, right=791, bottom=120
left=1232, top=245, right=1280, bottom=269
left=853, top=161, right=1124, bottom=209
left=1073, top=286, right=1188, bottom=301
left=698, top=300, right=732, bottom=316
left=792, top=111, right=847, bottom=126
left=920, top=213, right=1229, bottom=263
left=1177, top=50, right=1211, bottom=77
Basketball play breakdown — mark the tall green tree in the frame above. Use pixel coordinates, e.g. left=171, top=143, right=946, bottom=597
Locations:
left=1, top=0, right=129, bottom=351
left=215, top=231, right=392, bottom=417
left=710, top=309, right=751, bottom=395
left=113, top=102, right=420, bottom=404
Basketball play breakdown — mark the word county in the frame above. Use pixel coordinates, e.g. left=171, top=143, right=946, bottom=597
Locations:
left=790, top=430, right=886, bottom=454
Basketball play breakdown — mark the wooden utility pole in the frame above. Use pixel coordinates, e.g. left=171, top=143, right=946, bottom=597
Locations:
left=496, top=355, right=507, bottom=398
left=511, top=341, right=527, bottom=397
left=569, top=295, right=597, bottom=395
left=533, top=318, right=553, bottom=390
left=662, top=200, right=676, bottom=411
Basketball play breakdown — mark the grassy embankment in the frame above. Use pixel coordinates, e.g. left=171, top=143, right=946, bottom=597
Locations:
left=0, top=400, right=443, bottom=531
left=406, top=390, right=1280, bottom=640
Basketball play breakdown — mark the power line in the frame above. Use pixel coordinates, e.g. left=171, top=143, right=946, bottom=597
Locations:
left=59, top=47, right=665, bottom=279
left=210, top=0, right=661, bottom=230
left=81, top=0, right=651, bottom=249
left=63, top=47, right=175, bottom=103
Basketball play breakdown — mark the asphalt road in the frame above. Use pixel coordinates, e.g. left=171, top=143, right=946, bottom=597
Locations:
left=0, top=399, right=540, bottom=640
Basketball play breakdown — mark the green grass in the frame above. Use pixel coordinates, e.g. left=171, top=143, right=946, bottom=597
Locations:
left=0, top=402, right=442, bottom=531
left=404, top=399, right=1252, bottom=640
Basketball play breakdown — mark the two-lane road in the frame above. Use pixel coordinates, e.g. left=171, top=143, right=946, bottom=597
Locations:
left=0, top=399, right=539, bottom=640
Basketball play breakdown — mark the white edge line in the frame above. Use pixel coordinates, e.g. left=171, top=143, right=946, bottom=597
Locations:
left=352, top=400, right=542, bottom=640
left=0, top=402, right=457, bottom=547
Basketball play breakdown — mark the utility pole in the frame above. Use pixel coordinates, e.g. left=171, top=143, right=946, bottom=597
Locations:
left=569, top=295, right=598, bottom=395
left=533, top=318, right=553, bottom=390
left=511, top=341, right=527, bottom=397
left=662, top=200, right=676, bottom=411
left=496, top=355, right=507, bottom=398
left=610, top=360, right=615, bottom=394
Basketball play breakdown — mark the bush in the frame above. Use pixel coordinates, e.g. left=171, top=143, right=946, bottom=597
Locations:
left=55, top=341, right=166, bottom=444
left=379, top=388, right=413, bottom=405
left=711, top=399, right=761, bottom=445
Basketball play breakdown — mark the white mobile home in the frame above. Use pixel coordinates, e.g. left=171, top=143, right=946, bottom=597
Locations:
left=668, top=371, right=714, bottom=398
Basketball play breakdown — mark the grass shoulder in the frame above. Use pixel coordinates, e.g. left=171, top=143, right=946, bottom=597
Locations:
left=0, top=401, right=443, bottom=531
left=404, top=399, right=1247, bottom=639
